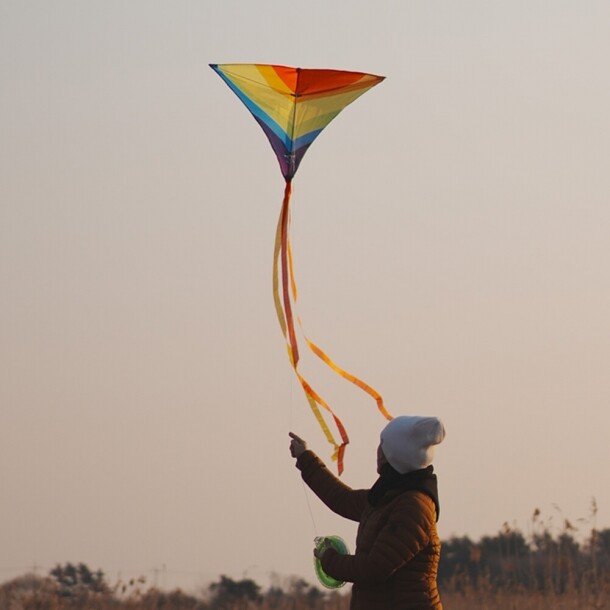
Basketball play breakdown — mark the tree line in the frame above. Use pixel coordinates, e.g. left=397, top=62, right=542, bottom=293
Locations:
left=439, top=520, right=610, bottom=594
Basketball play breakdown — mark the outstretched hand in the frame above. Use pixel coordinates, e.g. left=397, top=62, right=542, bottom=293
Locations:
left=289, top=432, right=307, bottom=458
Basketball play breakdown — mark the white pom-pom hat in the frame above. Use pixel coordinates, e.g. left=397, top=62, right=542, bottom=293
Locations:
left=380, top=416, right=446, bottom=474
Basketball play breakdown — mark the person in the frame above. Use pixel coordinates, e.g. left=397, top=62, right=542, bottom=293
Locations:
left=289, top=415, right=446, bottom=610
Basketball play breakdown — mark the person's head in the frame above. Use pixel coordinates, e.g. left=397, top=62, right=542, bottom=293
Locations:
left=379, top=415, right=445, bottom=474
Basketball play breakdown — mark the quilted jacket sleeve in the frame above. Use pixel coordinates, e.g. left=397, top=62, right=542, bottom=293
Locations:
left=296, top=450, right=368, bottom=522
left=321, top=491, right=436, bottom=584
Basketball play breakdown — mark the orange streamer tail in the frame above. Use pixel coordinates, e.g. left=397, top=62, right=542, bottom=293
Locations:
left=273, top=180, right=391, bottom=474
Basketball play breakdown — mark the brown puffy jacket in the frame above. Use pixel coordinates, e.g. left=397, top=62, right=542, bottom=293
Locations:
left=297, top=451, right=442, bottom=610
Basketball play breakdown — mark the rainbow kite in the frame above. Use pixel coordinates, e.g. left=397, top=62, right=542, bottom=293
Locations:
left=210, top=63, right=392, bottom=473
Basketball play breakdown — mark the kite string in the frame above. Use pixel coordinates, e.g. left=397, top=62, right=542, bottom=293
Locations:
left=301, top=478, right=319, bottom=536
left=286, top=338, right=319, bottom=536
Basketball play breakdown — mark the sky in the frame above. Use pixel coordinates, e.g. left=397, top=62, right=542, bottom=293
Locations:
left=1, top=0, right=609, bottom=595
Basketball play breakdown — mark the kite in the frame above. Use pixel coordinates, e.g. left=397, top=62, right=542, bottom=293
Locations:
left=210, top=63, right=392, bottom=473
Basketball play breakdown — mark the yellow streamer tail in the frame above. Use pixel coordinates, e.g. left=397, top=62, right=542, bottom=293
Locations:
left=273, top=180, right=391, bottom=474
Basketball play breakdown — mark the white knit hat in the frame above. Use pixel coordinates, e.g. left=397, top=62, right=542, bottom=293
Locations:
left=380, top=416, right=446, bottom=474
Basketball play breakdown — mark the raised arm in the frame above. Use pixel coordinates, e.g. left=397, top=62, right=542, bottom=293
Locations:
left=289, top=433, right=367, bottom=522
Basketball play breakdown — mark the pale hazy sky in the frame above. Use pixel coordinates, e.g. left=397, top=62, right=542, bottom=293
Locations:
left=2, top=0, right=609, bottom=594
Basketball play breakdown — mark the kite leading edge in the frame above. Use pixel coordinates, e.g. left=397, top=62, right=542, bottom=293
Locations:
left=210, top=63, right=392, bottom=473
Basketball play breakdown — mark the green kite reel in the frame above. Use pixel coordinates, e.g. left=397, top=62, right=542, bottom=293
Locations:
left=313, top=535, right=349, bottom=589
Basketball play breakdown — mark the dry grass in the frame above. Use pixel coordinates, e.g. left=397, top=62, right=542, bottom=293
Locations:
left=1, top=584, right=609, bottom=610
left=440, top=577, right=609, bottom=610
left=2, top=504, right=609, bottom=610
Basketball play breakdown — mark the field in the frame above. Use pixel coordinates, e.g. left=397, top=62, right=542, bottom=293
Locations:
left=2, top=509, right=609, bottom=610
left=1, top=571, right=608, bottom=610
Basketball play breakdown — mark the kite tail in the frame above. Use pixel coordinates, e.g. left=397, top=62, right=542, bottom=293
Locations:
left=286, top=236, right=393, bottom=423
left=273, top=181, right=348, bottom=473
left=303, top=337, right=393, bottom=422
left=273, top=180, right=391, bottom=473
left=283, top=195, right=393, bottom=424
left=279, top=181, right=299, bottom=366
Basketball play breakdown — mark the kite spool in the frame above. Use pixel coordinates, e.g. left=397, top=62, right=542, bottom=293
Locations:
left=313, top=536, right=349, bottom=589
